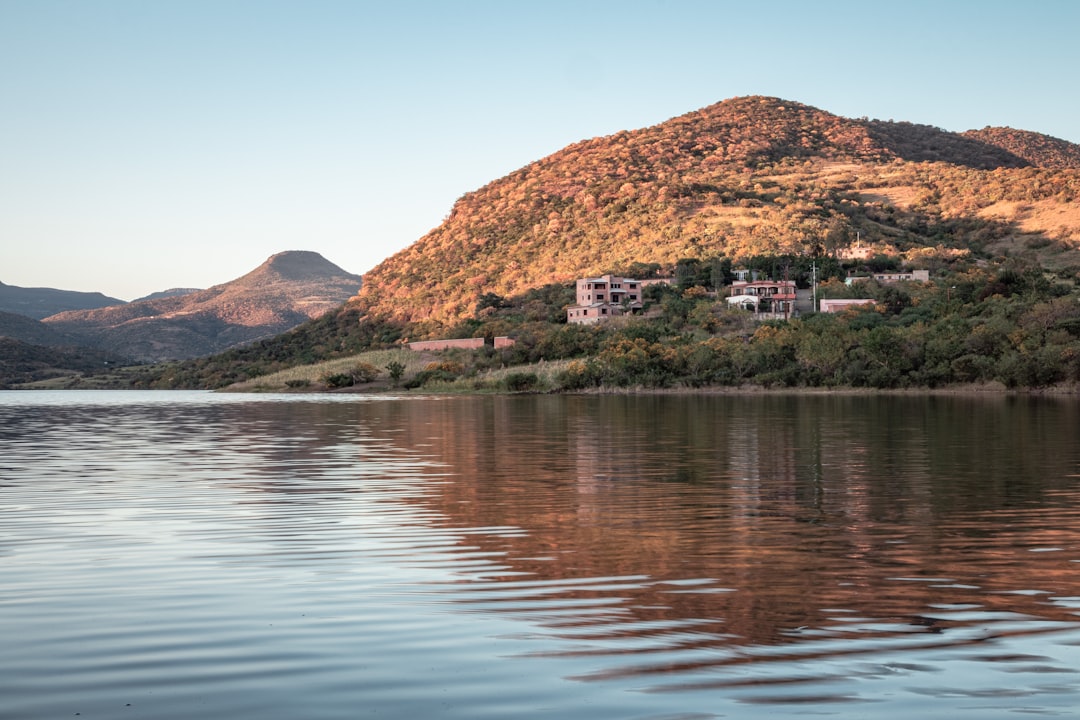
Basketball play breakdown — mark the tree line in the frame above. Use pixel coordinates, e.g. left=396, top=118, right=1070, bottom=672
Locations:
left=130, top=252, right=1080, bottom=392
left=394, top=260, right=1080, bottom=392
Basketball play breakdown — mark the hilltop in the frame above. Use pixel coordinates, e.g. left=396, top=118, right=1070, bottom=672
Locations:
left=353, top=96, right=1080, bottom=332
left=43, top=251, right=362, bottom=362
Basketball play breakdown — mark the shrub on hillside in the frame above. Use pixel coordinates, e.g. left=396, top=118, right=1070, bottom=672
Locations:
left=320, top=372, right=354, bottom=388
left=404, top=360, right=464, bottom=389
left=502, top=372, right=540, bottom=392
left=385, top=360, right=406, bottom=386
left=349, top=362, right=381, bottom=384
left=553, top=359, right=602, bottom=390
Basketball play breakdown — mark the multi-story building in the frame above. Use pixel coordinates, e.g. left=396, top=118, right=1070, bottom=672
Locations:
left=725, top=279, right=798, bottom=320
left=566, top=274, right=669, bottom=325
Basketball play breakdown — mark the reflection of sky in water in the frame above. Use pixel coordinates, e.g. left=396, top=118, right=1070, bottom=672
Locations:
left=3, top=390, right=1080, bottom=718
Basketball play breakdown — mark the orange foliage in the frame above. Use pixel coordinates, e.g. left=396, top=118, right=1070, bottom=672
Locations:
left=353, top=96, right=1080, bottom=333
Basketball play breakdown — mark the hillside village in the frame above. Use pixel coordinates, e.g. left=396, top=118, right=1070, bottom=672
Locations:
left=565, top=265, right=932, bottom=325
left=400, top=242, right=935, bottom=354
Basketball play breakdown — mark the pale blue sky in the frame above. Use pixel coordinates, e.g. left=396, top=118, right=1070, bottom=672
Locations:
left=2, top=0, right=1077, bottom=300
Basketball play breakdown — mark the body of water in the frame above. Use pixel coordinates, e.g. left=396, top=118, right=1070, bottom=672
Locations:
left=3, top=390, right=1080, bottom=719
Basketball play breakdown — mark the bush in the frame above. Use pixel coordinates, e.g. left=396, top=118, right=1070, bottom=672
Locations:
left=554, top=359, right=601, bottom=390
left=403, top=365, right=462, bottom=389
left=349, top=362, right=381, bottom=384
left=322, top=362, right=381, bottom=388
left=321, top=372, right=354, bottom=388
left=593, top=337, right=679, bottom=387
left=425, top=360, right=464, bottom=375
left=503, top=372, right=540, bottom=392
left=385, top=360, right=406, bottom=385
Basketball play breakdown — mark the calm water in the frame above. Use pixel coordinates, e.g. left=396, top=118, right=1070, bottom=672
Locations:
left=3, top=390, right=1080, bottom=719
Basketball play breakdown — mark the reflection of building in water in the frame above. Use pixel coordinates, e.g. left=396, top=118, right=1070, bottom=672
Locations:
left=723, top=403, right=797, bottom=516
left=354, top=395, right=1080, bottom=654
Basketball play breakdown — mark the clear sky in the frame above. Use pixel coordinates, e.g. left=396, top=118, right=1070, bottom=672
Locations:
left=2, top=0, right=1078, bottom=301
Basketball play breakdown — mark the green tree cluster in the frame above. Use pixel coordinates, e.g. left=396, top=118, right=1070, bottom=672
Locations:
left=135, top=256, right=1080, bottom=394
left=537, top=267, right=1080, bottom=390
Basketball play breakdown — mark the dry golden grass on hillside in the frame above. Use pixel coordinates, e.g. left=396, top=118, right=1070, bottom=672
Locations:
left=351, top=97, right=1080, bottom=333
left=223, top=348, right=423, bottom=392
left=220, top=347, right=580, bottom=395
left=858, top=187, right=921, bottom=208
left=978, top=199, right=1080, bottom=237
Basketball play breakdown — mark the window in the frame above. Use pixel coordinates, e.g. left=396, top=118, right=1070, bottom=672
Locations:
left=629, top=294, right=637, bottom=300
left=601, top=308, right=607, bottom=314
left=596, top=294, right=604, bottom=300
left=629, top=283, right=638, bottom=289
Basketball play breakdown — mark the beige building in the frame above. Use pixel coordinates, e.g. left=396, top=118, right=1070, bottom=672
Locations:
left=566, top=275, right=670, bottom=325
left=408, top=337, right=515, bottom=351
left=846, top=269, right=930, bottom=285
left=819, top=298, right=877, bottom=313
left=837, top=244, right=874, bottom=261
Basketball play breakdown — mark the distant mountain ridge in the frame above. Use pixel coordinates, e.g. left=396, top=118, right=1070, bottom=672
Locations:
left=44, top=251, right=362, bottom=362
left=350, top=96, right=1080, bottom=329
left=0, top=280, right=125, bottom=320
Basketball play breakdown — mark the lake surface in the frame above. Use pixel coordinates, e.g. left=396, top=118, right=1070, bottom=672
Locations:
left=3, top=390, right=1080, bottom=719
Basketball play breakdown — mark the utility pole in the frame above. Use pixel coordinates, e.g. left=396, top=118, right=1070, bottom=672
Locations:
left=812, top=261, right=817, bottom=313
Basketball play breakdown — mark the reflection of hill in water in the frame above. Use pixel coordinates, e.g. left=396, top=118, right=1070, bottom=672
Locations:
left=11, top=392, right=1080, bottom=716
left=359, top=396, right=1080, bottom=669
left=216, top=395, right=1080, bottom=685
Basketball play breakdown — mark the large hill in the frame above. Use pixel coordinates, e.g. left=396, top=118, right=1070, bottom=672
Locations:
left=352, top=96, right=1080, bottom=332
left=44, top=251, right=362, bottom=361
left=0, top=311, right=132, bottom=387
left=0, top=281, right=125, bottom=320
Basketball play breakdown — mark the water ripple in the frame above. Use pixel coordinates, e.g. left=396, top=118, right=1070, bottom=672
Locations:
left=5, top=391, right=1080, bottom=718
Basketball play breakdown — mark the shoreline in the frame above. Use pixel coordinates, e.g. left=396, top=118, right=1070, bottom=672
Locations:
left=563, top=382, right=1080, bottom=396
left=244, top=379, right=1080, bottom=398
